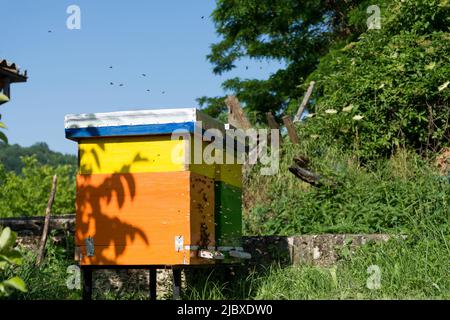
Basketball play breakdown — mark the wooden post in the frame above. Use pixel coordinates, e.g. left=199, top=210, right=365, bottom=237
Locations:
left=266, top=112, right=280, bottom=130
left=225, top=95, right=252, bottom=130
left=149, top=268, right=157, bottom=300
left=82, top=267, right=93, bottom=300
left=172, top=268, right=182, bottom=300
left=293, top=81, right=315, bottom=122
left=282, top=116, right=300, bottom=144
left=36, top=175, right=57, bottom=266
left=266, top=112, right=282, bottom=146
left=225, top=95, right=257, bottom=164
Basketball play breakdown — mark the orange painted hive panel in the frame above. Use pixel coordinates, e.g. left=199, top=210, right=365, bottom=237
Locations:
left=75, top=171, right=215, bottom=265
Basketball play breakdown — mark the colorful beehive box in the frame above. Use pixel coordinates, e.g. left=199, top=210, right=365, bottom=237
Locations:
left=65, top=108, right=246, bottom=266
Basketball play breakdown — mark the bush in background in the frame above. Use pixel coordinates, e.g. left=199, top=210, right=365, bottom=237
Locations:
left=0, top=156, right=76, bottom=217
left=302, top=0, right=450, bottom=160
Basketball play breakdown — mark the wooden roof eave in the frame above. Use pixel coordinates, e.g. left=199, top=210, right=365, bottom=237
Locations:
left=0, top=68, right=28, bottom=83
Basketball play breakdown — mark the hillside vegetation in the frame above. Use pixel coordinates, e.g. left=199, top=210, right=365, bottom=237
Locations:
left=0, top=142, right=76, bottom=174
left=0, top=0, right=449, bottom=300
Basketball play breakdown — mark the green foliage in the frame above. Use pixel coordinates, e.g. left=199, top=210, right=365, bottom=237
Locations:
left=304, top=0, right=450, bottom=159
left=0, top=156, right=76, bottom=217
left=0, top=142, right=77, bottom=174
left=244, top=138, right=449, bottom=235
left=202, top=0, right=449, bottom=159
left=0, top=227, right=27, bottom=297
left=3, top=233, right=80, bottom=300
left=199, top=0, right=370, bottom=122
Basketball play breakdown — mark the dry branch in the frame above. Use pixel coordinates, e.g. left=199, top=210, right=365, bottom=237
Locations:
left=289, top=156, right=336, bottom=188
left=293, top=155, right=311, bottom=169
left=294, top=81, right=315, bottom=123
left=36, top=175, right=58, bottom=266
left=289, top=165, right=324, bottom=187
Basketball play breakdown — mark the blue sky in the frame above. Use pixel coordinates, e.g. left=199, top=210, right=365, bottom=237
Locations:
left=1, top=0, right=284, bottom=154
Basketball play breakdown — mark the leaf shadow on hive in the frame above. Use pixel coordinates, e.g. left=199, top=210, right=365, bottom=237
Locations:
left=76, top=151, right=150, bottom=265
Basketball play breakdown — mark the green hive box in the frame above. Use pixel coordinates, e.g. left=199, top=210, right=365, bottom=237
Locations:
left=215, top=181, right=243, bottom=248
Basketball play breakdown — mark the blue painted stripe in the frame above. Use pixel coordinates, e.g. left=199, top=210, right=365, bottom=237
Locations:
left=65, top=122, right=195, bottom=140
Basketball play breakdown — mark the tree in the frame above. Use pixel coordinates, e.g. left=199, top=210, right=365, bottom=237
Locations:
left=0, top=142, right=77, bottom=174
left=199, top=0, right=369, bottom=122
left=301, top=0, right=450, bottom=159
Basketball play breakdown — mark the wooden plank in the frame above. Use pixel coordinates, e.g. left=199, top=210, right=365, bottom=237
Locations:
left=65, top=108, right=199, bottom=130
left=266, top=112, right=282, bottom=146
left=293, top=81, right=315, bottom=123
left=76, top=172, right=190, bottom=265
left=66, top=122, right=195, bottom=140
left=172, top=268, right=182, bottom=300
left=214, top=181, right=242, bottom=247
left=76, top=171, right=191, bottom=246
left=77, top=245, right=187, bottom=265
left=82, top=268, right=93, bottom=300
left=266, top=112, right=280, bottom=129
left=189, top=172, right=216, bottom=251
left=225, top=96, right=252, bottom=130
left=149, top=269, right=157, bottom=300
left=78, top=136, right=187, bottom=174
left=75, top=171, right=216, bottom=266
left=78, top=135, right=243, bottom=187
left=65, top=108, right=228, bottom=141
left=217, top=162, right=242, bottom=189
left=189, top=163, right=242, bottom=188
left=0, top=215, right=75, bottom=235
left=282, top=115, right=300, bottom=144
left=188, top=138, right=243, bottom=188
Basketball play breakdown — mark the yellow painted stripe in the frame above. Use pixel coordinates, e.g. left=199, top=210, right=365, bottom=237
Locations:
left=189, top=164, right=242, bottom=188
left=188, top=138, right=242, bottom=188
left=218, top=162, right=242, bottom=188
left=78, top=136, right=187, bottom=174
left=78, top=135, right=242, bottom=187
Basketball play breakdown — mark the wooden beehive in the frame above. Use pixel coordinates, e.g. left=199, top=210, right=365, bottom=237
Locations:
left=65, top=108, right=245, bottom=266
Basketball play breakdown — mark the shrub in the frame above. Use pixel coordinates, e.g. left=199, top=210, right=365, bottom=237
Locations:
left=301, top=0, right=450, bottom=160
left=0, top=156, right=76, bottom=217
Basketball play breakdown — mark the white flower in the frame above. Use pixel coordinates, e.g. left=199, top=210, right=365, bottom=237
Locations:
left=353, top=115, right=364, bottom=121
left=325, top=109, right=338, bottom=114
left=438, top=81, right=449, bottom=92
left=310, top=134, right=320, bottom=139
left=425, top=62, right=436, bottom=70
left=342, top=105, right=354, bottom=112
left=378, top=83, right=385, bottom=89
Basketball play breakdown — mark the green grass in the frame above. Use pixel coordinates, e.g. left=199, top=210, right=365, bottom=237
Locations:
left=2, top=234, right=80, bottom=300
left=1, top=140, right=448, bottom=300
left=183, top=231, right=449, bottom=300
left=254, top=236, right=449, bottom=299
left=244, top=139, right=449, bottom=236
